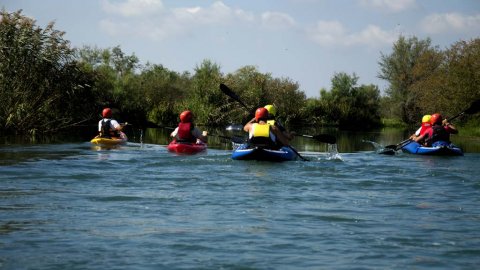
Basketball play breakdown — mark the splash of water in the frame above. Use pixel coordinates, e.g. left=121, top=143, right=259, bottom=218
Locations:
left=326, top=143, right=343, bottom=161
left=362, top=140, right=383, bottom=150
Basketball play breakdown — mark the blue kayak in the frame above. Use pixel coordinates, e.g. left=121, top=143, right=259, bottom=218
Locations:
left=402, top=141, right=463, bottom=156
left=232, top=144, right=298, bottom=161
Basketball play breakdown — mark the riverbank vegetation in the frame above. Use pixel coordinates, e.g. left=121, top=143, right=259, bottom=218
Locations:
left=1, top=10, right=479, bottom=136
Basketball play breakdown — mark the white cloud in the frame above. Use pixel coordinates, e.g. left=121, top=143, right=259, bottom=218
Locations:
left=307, top=20, right=396, bottom=47
left=359, top=0, right=417, bottom=13
left=99, top=1, right=254, bottom=41
left=102, top=0, right=164, bottom=17
left=421, top=12, right=480, bottom=34
left=348, top=25, right=398, bottom=46
left=261, top=11, right=296, bottom=29
left=307, top=21, right=346, bottom=46
left=171, top=1, right=234, bottom=25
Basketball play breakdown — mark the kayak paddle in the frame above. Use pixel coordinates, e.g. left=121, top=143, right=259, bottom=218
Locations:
left=381, top=139, right=413, bottom=154
left=151, top=124, right=244, bottom=144
left=381, top=98, right=480, bottom=154
left=219, top=83, right=310, bottom=161
left=220, top=83, right=250, bottom=110
left=220, top=83, right=336, bottom=145
left=446, top=99, right=480, bottom=122
left=300, top=134, right=337, bottom=144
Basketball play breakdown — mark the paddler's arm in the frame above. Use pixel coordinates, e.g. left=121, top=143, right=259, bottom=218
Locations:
left=442, top=119, right=458, bottom=134
left=170, top=127, right=179, bottom=137
left=111, top=120, right=123, bottom=131
left=243, top=117, right=256, bottom=132
left=192, top=128, right=208, bottom=143
left=271, top=125, right=290, bottom=146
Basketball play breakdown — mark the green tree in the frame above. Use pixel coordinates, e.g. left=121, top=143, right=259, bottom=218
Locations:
left=76, top=45, right=141, bottom=124
left=222, top=66, right=271, bottom=123
left=0, top=10, right=95, bottom=134
left=221, top=66, right=308, bottom=128
left=317, top=72, right=381, bottom=129
left=378, top=36, right=441, bottom=124
left=263, top=77, right=306, bottom=127
left=184, top=59, right=224, bottom=125
left=383, top=38, right=480, bottom=126
left=441, top=39, right=480, bottom=119
left=139, top=64, right=188, bottom=126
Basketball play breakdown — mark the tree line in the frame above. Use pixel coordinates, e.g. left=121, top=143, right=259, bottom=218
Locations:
left=1, top=10, right=479, bottom=136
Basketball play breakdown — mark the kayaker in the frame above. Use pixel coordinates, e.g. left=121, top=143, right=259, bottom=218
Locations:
left=409, top=114, right=431, bottom=142
left=170, top=110, right=208, bottom=143
left=98, top=108, right=123, bottom=138
left=243, top=107, right=290, bottom=148
left=264, top=104, right=295, bottom=141
left=413, top=113, right=458, bottom=146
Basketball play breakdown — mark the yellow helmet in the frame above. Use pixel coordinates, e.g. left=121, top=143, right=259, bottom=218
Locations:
left=264, top=104, right=276, bottom=116
left=421, top=114, right=431, bottom=123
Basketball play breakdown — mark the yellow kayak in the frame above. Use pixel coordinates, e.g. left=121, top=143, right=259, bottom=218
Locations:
left=90, top=132, right=128, bottom=146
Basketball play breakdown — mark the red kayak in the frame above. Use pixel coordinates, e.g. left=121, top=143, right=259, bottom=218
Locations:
left=167, top=140, right=207, bottom=154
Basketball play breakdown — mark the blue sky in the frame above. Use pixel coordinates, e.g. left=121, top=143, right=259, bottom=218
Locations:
left=2, top=0, right=479, bottom=97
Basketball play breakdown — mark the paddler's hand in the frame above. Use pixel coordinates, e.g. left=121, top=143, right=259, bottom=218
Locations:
left=202, top=131, right=208, bottom=137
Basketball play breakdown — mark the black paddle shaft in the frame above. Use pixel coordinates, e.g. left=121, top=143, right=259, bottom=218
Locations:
left=219, top=83, right=336, bottom=145
left=220, top=83, right=310, bottom=161
left=448, top=99, right=480, bottom=122
left=382, top=99, right=480, bottom=153
left=220, top=83, right=250, bottom=110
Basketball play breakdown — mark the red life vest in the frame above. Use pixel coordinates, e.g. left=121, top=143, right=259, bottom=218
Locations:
left=425, top=125, right=450, bottom=146
left=418, top=122, right=431, bottom=136
left=176, top=122, right=195, bottom=142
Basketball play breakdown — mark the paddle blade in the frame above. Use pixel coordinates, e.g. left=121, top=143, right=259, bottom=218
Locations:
left=384, top=144, right=397, bottom=150
left=378, top=148, right=396, bottom=155
left=288, top=146, right=309, bottom=161
left=217, top=135, right=245, bottom=144
left=465, top=99, right=480, bottom=114
left=219, top=83, right=249, bottom=110
left=312, top=134, right=336, bottom=144
left=225, top=124, right=243, bottom=131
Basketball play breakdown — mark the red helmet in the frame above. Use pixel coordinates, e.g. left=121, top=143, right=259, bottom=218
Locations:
left=102, top=108, right=112, bottom=118
left=180, top=110, right=193, bottom=123
left=255, top=107, right=269, bottom=121
left=430, top=113, right=442, bottom=125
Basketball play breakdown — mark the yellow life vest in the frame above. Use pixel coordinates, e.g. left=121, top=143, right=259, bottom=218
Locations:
left=252, top=123, right=270, bottom=138
left=267, top=119, right=275, bottom=126
left=249, top=123, right=276, bottom=147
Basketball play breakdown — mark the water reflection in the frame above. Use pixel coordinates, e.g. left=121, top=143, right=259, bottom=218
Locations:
left=1, top=127, right=479, bottom=153
left=139, top=127, right=480, bottom=153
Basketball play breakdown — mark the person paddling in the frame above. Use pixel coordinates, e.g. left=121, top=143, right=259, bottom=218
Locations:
left=170, top=110, right=208, bottom=144
left=413, top=113, right=458, bottom=146
left=409, top=114, right=431, bottom=143
left=264, top=104, right=295, bottom=142
left=243, top=107, right=290, bottom=149
left=98, top=108, right=124, bottom=139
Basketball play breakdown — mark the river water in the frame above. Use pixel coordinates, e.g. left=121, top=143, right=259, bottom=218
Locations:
left=1, top=128, right=480, bottom=269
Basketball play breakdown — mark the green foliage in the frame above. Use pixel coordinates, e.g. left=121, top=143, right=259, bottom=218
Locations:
left=263, top=77, right=306, bottom=127
left=183, top=60, right=224, bottom=125
left=427, top=39, right=480, bottom=119
left=0, top=9, right=96, bottom=134
left=378, top=36, right=441, bottom=124
left=220, top=66, right=306, bottom=128
left=379, top=36, right=480, bottom=126
left=314, top=73, right=381, bottom=129
left=137, top=64, right=188, bottom=126
left=6, top=10, right=478, bottom=136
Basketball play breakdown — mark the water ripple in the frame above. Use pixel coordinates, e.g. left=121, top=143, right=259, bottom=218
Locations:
left=1, top=143, right=480, bottom=269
